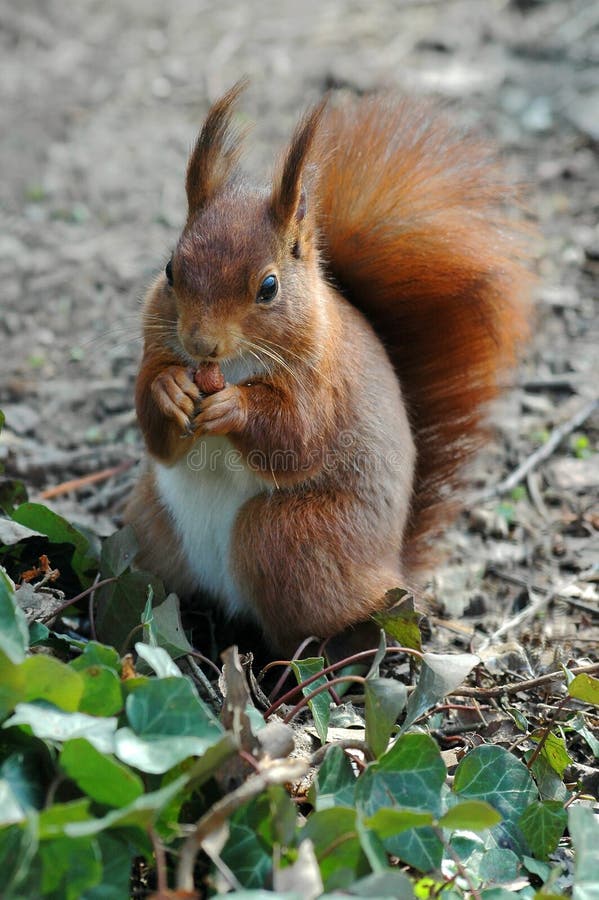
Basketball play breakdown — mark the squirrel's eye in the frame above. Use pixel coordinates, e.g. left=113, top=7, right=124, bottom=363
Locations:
left=256, top=274, right=278, bottom=304
left=165, top=258, right=173, bottom=287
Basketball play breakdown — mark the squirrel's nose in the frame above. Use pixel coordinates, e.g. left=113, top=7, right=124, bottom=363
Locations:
left=184, top=327, right=220, bottom=359
left=194, top=338, right=220, bottom=358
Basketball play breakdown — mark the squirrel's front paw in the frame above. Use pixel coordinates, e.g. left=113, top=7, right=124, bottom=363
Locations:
left=151, top=366, right=200, bottom=434
left=193, top=385, right=247, bottom=436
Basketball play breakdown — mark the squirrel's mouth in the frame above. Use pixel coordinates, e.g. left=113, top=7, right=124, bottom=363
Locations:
left=178, top=334, right=232, bottom=363
left=221, top=353, right=269, bottom=384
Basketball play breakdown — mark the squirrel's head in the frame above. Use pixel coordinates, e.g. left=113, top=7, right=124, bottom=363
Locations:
left=164, top=82, right=327, bottom=368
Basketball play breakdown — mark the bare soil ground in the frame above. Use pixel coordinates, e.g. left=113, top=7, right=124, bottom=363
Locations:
left=1, top=0, right=598, bottom=663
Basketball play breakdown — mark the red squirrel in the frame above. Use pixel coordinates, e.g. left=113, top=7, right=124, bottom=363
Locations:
left=124, top=83, right=532, bottom=654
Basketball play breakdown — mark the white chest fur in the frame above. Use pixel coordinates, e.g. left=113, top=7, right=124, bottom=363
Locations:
left=155, top=436, right=264, bottom=616
left=154, top=354, right=267, bottom=617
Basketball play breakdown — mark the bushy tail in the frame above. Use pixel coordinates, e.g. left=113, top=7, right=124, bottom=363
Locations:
left=310, top=93, right=533, bottom=573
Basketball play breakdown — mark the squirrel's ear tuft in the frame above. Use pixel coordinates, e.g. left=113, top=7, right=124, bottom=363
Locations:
left=270, top=98, right=327, bottom=230
left=186, top=79, right=248, bottom=218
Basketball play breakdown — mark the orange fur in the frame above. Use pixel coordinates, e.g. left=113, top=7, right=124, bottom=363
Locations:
left=124, top=87, right=532, bottom=653
left=309, top=94, right=532, bottom=569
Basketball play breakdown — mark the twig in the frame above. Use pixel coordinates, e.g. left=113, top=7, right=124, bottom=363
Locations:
left=267, top=635, right=320, bottom=702
left=486, top=565, right=599, bottom=617
left=41, top=575, right=118, bottom=621
left=477, top=568, right=596, bottom=651
left=187, top=648, right=223, bottom=680
left=11, top=444, right=138, bottom=478
left=176, top=758, right=308, bottom=892
left=435, top=827, right=482, bottom=900
left=81, top=477, right=135, bottom=513
left=526, top=470, right=549, bottom=519
left=476, top=586, right=557, bottom=653
left=449, top=660, right=599, bottom=699
left=478, top=396, right=598, bottom=501
left=120, top=623, right=144, bottom=656
left=38, top=459, right=136, bottom=500
left=521, top=375, right=579, bottom=392
left=282, top=675, right=366, bottom=725
left=150, top=828, right=169, bottom=894
left=263, top=646, right=420, bottom=720
left=186, top=654, right=222, bottom=708
left=88, top=572, right=102, bottom=641
left=556, top=595, right=599, bottom=618
left=526, top=695, right=571, bottom=771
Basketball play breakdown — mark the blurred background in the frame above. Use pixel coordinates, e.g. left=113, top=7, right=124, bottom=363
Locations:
left=1, top=1, right=597, bottom=614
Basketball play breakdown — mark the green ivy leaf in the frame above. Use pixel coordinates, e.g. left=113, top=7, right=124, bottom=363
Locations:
left=135, top=642, right=182, bottom=678
left=364, top=807, right=434, bottom=837
left=505, top=704, right=529, bottom=733
left=310, top=745, right=357, bottom=811
left=0, top=649, right=26, bottom=719
left=114, top=728, right=216, bottom=776
left=354, top=814, right=389, bottom=873
left=4, top=702, right=118, bottom=754
left=519, top=800, right=567, bottom=860
left=301, top=807, right=371, bottom=891
left=40, top=835, right=102, bottom=899
left=126, top=675, right=220, bottom=736
left=372, top=589, right=422, bottom=651
left=453, top=745, right=538, bottom=854
left=569, top=805, right=599, bottom=900
left=150, top=592, right=195, bottom=659
left=11, top=503, right=97, bottom=586
left=0, top=819, right=40, bottom=896
left=0, top=566, right=28, bottom=663
left=94, top=571, right=165, bottom=650
left=521, top=854, right=552, bottom=882
left=531, top=730, right=572, bottom=778
left=355, top=733, right=445, bottom=872
left=77, top=665, right=123, bottom=716
left=114, top=676, right=222, bottom=774
left=527, top=751, right=570, bottom=803
left=267, top=784, right=298, bottom=847
left=38, top=799, right=93, bottom=838
left=1, top=749, right=47, bottom=817
left=450, top=831, right=484, bottom=864
left=60, top=738, right=144, bottom=808
left=28, top=621, right=50, bottom=646
left=438, top=800, right=502, bottom=831
left=364, top=677, right=407, bottom=758
left=0, top=775, right=28, bottom=825
left=349, top=870, right=416, bottom=898
left=83, top=831, right=136, bottom=900
left=568, top=673, right=599, bottom=707
left=477, top=847, right=520, bottom=884
left=21, top=655, right=84, bottom=711
left=221, top=793, right=276, bottom=889
left=290, top=657, right=330, bottom=744
left=100, top=526, right=138, bottom=578
left=401, top=652, right=479, bottom=733
left=70, top=642, right=121, bottom=674
left=65, top=775, right=188, bottom=838
left=366, top=629, right=388, bottom=679
left=0, top=517, right=43, bottom=546
left=568, top=712, right=599, bottom=759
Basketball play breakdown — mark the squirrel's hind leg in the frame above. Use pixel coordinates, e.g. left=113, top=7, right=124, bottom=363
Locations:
left=231, top=490, right=403, bottom=656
